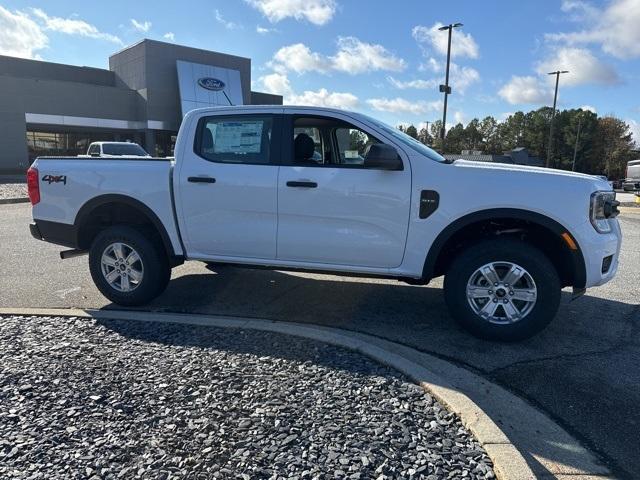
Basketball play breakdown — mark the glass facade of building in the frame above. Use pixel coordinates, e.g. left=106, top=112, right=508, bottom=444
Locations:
left=26, top=129, right=145, bottom=162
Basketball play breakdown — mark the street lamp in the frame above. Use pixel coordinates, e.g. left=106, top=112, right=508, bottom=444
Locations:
left=546, top=70, right=569, bottom=168
left=438, top=22, right=463, bottom=152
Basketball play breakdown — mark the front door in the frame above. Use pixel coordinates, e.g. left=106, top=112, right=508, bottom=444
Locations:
left=176, top=112, right=280, bottom=260
left=277, top=114, right=412, bottom=269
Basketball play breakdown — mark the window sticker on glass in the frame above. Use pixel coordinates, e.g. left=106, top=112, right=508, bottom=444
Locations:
left=344, top=150, right=359, bottom=159
left=214, top=121, right=263, bottom=154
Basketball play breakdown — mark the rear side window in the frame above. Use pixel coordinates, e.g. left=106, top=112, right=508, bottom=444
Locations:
left=196, top=115, right=273, bottom=164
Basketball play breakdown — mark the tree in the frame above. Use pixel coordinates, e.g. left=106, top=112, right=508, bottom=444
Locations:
left=479, top=116, right=499, bottom=153
left=405, top=124, right=418, bottom=139
left=462, top=118, right=483, bottom=151
left=592, top=117, right=634, bottom=178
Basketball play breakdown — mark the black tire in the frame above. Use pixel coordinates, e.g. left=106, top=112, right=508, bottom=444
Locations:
left=89, top=225, right=170, bottom=306
left=444, top=238, right=561, bottom=341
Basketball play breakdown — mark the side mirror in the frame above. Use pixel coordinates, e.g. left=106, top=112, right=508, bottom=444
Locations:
left=364, top=144, right=403, bottom=171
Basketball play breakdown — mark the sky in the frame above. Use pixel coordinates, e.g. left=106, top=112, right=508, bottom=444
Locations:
left=1, top=0, right=639, bottom=143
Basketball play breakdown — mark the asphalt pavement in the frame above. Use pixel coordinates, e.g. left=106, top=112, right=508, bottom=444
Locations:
left=2, top=203, right=639, bottom=478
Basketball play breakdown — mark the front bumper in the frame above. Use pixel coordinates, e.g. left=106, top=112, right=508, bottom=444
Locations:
left=574, top=218, right=622, bottom=288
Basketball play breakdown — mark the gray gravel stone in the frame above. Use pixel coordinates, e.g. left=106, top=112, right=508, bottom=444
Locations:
left=0, top=315, right=494, bottom=479
left=0, top=183, right=27, bottom=200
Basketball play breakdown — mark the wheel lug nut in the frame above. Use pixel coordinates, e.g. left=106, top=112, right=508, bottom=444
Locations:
left=488, top=290, right=493, bottom=294
left=493, top=298, right=498, bottom=303
left=509, top=291, right=514, bottom=295
left=503, top=299, right=508, bottom=304
left=494, top=282, right=498, bottom=286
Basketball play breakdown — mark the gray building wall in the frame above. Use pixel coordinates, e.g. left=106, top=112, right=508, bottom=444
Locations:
left=109, top=39, right=253, bottom=132
left=0, top=41, right=281, bottom=173
left=0, top=56, right=143, bottom=173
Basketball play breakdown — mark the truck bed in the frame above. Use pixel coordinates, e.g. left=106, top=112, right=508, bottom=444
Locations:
left=30, top=156, right=182, bottom=255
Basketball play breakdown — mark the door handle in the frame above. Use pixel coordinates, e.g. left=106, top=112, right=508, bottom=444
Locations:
left=286, top=181, right=317, bottom=188
left=188, top=176, right=216, bottom=183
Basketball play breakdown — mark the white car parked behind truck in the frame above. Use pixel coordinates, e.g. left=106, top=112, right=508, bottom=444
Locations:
left=27, top=106, right=622, bottom=341
left=83, top=141, right=150, bottom=158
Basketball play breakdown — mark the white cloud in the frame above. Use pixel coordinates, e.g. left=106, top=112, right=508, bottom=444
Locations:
left=412, top=23, right=479, bottom=59
left=387, top=76, right=437, bottom=90
left=215, top=9, right=241, bottom=30
left=130, top=19, right=151, bottom=33
left=547, top=0, right=640, bottom=59
left=245, top=0, right=336, bottom=25
left=535, top=47, right=618, bottom=86
left=289, top=89, right=359, bottom=109
left=271, top=43, right=330, bottom=74
left=366, top=97, right=442, bottom=115
left=257, top=72, right=358, bottom=109
left=163, top=32, right=175, bottom=42
left=331, top=37, right=406, bottom=74
left=390, top=64, right=479, bottom=94
left=31, top=8, right=122, bottom=44
left=580, top=104, right=596, bottom=113
left=269, top=37, right=405, bottom=75
left=498, top=76, right=553, bottom=105
left=256, top=25, right=277, bottom=34
left=0, top=6, right=47, bottom=59
left=258, top=72, right=293, bottom=96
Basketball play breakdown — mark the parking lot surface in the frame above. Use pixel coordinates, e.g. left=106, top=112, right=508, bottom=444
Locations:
left=2, top=203, right=639, bottom=478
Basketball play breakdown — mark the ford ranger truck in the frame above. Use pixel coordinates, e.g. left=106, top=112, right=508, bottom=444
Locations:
left=27, top=106, right=622, bottom=341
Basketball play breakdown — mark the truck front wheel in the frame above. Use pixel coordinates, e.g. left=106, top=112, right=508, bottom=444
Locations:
left=89, top=225, right=170, bottom=306
left=444, top=239, right=561, bottom=341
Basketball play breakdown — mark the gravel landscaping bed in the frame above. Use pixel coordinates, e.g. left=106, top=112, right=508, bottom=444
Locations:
left=0, top=315, right=494, bottom=479
left=0, top=183, right=27, bottom=200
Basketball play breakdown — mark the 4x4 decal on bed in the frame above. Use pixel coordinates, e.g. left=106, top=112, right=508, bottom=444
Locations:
left=42, top=174, right=67, bottom=185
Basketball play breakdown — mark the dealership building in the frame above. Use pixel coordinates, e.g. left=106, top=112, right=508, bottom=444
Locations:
left=0, top=39, right=282, bottom=174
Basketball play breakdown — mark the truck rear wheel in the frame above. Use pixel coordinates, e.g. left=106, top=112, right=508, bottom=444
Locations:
left=89, top=225, right=170, bottom=306
left=443, top=238, right=561, bottom=341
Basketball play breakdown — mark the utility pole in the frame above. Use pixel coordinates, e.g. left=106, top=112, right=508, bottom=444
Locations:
left=572, top=113, right=583, bottom=172
left=546, top=70, right=569, bottom=168
left=438, top=23, right=463, bottom=153
left=423, top=120, right=431, bottom=145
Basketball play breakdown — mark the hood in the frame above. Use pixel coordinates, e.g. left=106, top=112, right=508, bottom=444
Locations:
left=451, top=159, right=611, bottom=191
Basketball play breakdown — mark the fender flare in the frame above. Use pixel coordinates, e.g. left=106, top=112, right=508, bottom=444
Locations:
left=422, top=208, right=586, bottom=288
left=74, top=194, right=178, bottom=260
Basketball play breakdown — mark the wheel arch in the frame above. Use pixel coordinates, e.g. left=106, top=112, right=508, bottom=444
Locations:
left=74, top=194, right=181, bottom=265
left=423, top=208, right=586, bottom=289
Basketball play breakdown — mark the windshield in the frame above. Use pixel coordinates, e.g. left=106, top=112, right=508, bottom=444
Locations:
left=102, top=143, right=149, bottom=156
left=362, top=115, right=446, bottom=162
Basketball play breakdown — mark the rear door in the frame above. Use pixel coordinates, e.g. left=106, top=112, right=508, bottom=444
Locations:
left=176, top=111, right=281, bottom=260
left=276, top=112, right=412, bottom=268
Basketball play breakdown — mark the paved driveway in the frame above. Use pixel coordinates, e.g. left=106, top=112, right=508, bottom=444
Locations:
left=2, top=203, right=639, bottom=478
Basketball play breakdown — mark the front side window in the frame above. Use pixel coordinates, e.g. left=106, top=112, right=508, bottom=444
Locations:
left=88, top=144, right=99, bottom=155
left=291, top=117, right=383, bottom=168
left=197, top=116, right=273, bottom=164
left=334, top=127, right=378, bottom=166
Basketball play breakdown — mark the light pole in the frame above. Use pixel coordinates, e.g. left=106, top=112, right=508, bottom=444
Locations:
left=438, top=22, right=463, bottom=152
left=546, top=70, right=569, bottom=168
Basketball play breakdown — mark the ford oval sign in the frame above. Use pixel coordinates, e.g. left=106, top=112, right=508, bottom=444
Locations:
left=198, top=77, right=226, bottom=91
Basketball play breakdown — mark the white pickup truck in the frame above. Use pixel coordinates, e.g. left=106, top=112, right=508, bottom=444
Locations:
left=27, top=106, right=622, bottom=341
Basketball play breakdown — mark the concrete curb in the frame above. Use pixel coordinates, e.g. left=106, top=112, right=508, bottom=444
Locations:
left=0, top=308, right=611, bottom=479
left=0, top=197, right=29, bottom=205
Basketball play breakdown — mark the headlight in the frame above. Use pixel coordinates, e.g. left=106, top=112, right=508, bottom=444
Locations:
left=590, top=191, right=618, bottom=233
